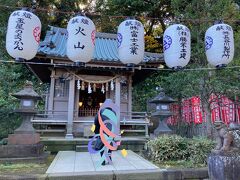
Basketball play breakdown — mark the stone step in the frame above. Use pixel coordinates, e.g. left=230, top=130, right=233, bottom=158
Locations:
left=123, top=129, right=146, bottom=133
left=36, top=129, right=66, bottom=133
left=41, top=137, right=148, bottom=153
left=76, top=145, right=88, bottom=152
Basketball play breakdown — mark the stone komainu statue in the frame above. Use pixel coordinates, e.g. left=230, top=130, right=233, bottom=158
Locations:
left=213, top=121, right=240, bottom=153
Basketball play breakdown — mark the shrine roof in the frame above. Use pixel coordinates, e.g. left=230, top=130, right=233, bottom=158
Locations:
left=37, top=26, right=164, bottom=63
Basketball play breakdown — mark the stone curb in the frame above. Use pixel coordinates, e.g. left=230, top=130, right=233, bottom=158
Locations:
left=45, top=168, right=208, bottom=180
left=0, top=152, right=49, bottom=163
left=0, top=168, right=208, bottom=180
left=46, top=171, right=114, bottom=180
left=0, top=174, right=47, bottom=180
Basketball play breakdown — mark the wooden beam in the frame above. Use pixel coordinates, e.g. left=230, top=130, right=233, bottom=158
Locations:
left=115, top=77, right=121, bottom=120
left=48, top=70, right=55, bottom=113
left=65, top=75, right=75, bottom=139
left=128, top=75, right=133, bottom=118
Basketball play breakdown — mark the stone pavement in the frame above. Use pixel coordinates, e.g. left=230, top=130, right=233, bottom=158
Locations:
left=47, top=150, right=159, bottom=173
left=46, top=150, right=162, bottom=179
left=46, top=150, right=209, bottom=180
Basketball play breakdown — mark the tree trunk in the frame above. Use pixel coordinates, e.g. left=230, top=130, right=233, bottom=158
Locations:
left=202, top=99, right=213, bottom=138
left=146, top=19, right=155, bottom=36
left=200, top=75, right=213, bottom=138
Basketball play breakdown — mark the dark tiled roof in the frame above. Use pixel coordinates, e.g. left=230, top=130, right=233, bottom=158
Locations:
left=38, top=26, right=163, bottom=63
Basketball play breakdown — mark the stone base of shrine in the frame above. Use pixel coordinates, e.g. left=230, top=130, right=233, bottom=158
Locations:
left=0, top=143, right=44, bottom=158
left=8, top=133, right=40, bottom=145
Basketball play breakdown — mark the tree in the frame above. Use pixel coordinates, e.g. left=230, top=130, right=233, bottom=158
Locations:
left=133, top=0, right=240, bottom=137
left=144, top=35, right=162, bottom=53
left=170, top=0, right=240, bottom=136
left=0, top=0, right=97, bottom=139
left=95, top=0, right=173, bottom=35
left=0, top=0, right=50, bottom=138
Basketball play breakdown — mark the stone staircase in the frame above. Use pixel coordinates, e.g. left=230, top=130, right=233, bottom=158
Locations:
left=76, top=145, right=88, bottom=152
left=41, top=136, right=147, bottom=153
left=33, top=123, right=66, bottom=137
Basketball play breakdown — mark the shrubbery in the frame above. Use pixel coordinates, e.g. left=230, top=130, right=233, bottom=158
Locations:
left=146, top=135, right=215, bottom=165
left=0, top=109, right=22, bottom=140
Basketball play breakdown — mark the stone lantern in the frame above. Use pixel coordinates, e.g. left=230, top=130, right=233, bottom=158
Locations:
left=0, top=81, right=45, bottom=160
left=8, top=81, right=41, bottom=145
left=149, top=88, right=175, bottom=136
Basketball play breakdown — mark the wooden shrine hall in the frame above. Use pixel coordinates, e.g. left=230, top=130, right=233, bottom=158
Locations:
left=27, top=26, right=164, bottom=139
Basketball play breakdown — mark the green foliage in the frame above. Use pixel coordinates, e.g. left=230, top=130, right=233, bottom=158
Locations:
left=133, top=0, right=240, bottom=138
left=147, top=135, right=215, bottom=165
left=0, top=109, right=22, bottom=140
left=0, top=0, right=48, bottom=139
left=188, top=137, right=215, bottom=164
left=95, top=0, right=172, bottom=34
left=0, top=63, right=46, bottom=139
left=0, top=66, right=30, bottom=139
left=144, top=35, right=162, bottom=53
left=171, top=0, right=239, bottom=65
left=133, top=71, right=169, bottom=111
left=147, top=135, right=188, bottom=161
left=155, top=160, right=206, bottom=168
left=0, top=0, right=239, bottom=139
left=0, top=138, right=8, bottom=145
left=0, top=155, right=55, bottom=175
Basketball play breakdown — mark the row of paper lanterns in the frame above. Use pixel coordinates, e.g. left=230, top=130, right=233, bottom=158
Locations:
left=6, top=10, right=235, bottom=68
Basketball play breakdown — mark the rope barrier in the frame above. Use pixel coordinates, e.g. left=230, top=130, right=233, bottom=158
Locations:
left=1, top=59, right=240, bottom=72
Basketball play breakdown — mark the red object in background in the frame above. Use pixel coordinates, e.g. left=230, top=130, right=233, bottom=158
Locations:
left=167, top=95, right=239, bottom=126
left=166, top=104, right=180, bottom=125
left=191, top=96, right=203, bottom=124
left=182, top=99, right=192, bottom=124
left=209, top=94, right=236, bottom=124
left=220, top=96, right=235, bottom=124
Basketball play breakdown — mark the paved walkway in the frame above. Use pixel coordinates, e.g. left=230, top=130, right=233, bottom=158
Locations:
left=47, top=150, right=159, bottom=174
left=45, top=151, right=208, bottom=180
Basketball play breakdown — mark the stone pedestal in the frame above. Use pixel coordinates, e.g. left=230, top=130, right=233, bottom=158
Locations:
left=8, top=133, right=40, bottom=145
left=8, top=114, right=40, bottom=145
left=0, top=143, right=44, bottom=158
left=3, top=114, right=43, bottom=159
left=154, top=119, right=172, bottom=136
left=208, top=152, right=240, bottom=180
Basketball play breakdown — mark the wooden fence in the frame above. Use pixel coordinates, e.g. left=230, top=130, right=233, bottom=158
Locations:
left=169, top=123, right=207, bottom=138
left=79, top=108, right=98, bottom=117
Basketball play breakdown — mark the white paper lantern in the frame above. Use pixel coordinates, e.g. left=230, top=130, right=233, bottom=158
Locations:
left=67, top=15, right=96, bottom=63
left=6, top=10, right=41, bottom=60
left=205, top=23, right=234, bottom=67
left=163, top=24, right=191, bottom=69
left=117, top=19, right=144, bottom=64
